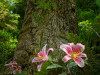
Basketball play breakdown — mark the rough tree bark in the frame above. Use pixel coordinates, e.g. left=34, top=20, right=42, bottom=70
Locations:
left=14, top=0, right=78, bottom=73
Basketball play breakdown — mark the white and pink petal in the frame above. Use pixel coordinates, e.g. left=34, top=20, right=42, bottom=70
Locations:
left=78, top=53, right=88, bottom=60
left=12, top=61, right=17, bottom=65
left=47, top=48, right=53, bottom=56
left=68, top=43, right=75, bottom=49
left=73, top=43, right=85, bottom=53
left=62, top=55, right=72, bottom=63
left=38, top=51, right=45, bottom=57
left=13, top=71, right=16, bottom=74
left=37, top=61, right=45, bottom=71
left=5, top=62, right=12, bottom=66
left=32, top=57, right=43, bottom=63
left=42, top=44, right=47, bottom=55
left=60, top=44, right=72, bottom=55
left=73, top=57, right=85, bottom=67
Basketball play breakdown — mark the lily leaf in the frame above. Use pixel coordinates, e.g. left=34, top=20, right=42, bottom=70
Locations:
left=67, top=62, right=77, bottom=68
left=46, top=64, right=62, bottom=69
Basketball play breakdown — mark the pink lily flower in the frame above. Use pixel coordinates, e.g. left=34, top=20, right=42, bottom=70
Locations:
left=5, top=61, right=17, bottom=67
left=32, top=44, right=53, bottom=71
left=12, top=66, right=21, bottom=74
left=60, top=43, right=88, bottom=67
left=13, top=66, right=21, bottom=71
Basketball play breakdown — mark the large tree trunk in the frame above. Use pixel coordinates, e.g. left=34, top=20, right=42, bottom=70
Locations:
left=14, top=0, right=78, bottom=73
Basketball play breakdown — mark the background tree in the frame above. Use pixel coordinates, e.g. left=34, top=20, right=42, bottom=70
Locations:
left=14, top=0, right=78, bottom=73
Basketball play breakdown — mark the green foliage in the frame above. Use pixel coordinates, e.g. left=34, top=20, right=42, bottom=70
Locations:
left=93, top=14, right=100, bottom=34
left=34, top=62, right=51, bottom=75
left=59, top=72, right=67, bottom=75
left=76, top=0, right=99, bottom=12
left=46, top=64, right=62, bottom=70
left=67, top=20, right=99, bottom=46
left=13, top=0, right=26, bottom=30
left=48, top=56, right=53, bottom=62
left=77, top=9, right=96, bottom=21
left=67, top=62, right=77, bottom=68
left=96, top=0, right=100, bottom=12
left=32, top=0, right=56, bottom=10
left=0, top=0, right=20, bottom=31
left=0, top=30, right=18, bottom=72
left=76, top=0, right=100, bottom=22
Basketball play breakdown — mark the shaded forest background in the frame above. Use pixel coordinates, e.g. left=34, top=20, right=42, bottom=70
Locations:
left=0, top=0, right=100, bottom=75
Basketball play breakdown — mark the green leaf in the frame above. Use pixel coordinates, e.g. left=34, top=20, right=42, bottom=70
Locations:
left=67, top=62, right=77, bottom=68
left=46, top=64, right=62, bottom=69
left=84, top=59, right=88, bottom=65
left=48, top=56, right=53, bottom=61
left=59, top=72, right=67, bottom=75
